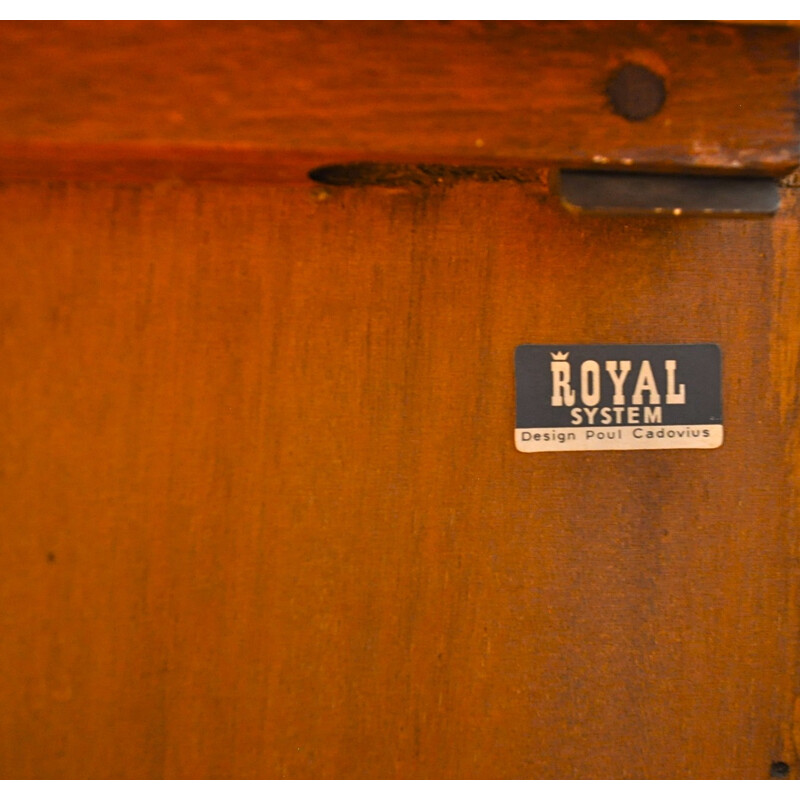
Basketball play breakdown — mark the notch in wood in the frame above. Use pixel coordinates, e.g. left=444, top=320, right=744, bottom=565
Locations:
left=559, top=170, right=781, bottom=216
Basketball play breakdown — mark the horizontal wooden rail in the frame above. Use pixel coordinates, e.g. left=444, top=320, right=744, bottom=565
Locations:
left=0, top=21, right=796, bottom=182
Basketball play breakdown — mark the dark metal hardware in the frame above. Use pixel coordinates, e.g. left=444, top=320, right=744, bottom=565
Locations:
left=559, top=170, right=780, bottom=216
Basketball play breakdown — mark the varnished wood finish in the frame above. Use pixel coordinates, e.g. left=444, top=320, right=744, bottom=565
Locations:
left=0, top=21, right=799, bottom=779
left=0, top=178, right=798, bottom=778
left=0, top=21, right=796, bottom=177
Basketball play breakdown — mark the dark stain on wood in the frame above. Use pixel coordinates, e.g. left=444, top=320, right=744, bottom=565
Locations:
left=308, top=163, right=549, bottom=187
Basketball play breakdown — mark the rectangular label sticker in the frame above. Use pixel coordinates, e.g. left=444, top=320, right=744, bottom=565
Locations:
left=515, top=344, right=722, bottom=452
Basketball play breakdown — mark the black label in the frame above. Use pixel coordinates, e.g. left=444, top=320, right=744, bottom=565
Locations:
left=514, top=344, right=722, bottom=452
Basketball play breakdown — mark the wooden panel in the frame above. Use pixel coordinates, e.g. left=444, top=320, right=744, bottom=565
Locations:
left=0, top=21, right=796, bottom=176
left=0, top=19, right=798, bottom=780
left=0, top=177, right=797, bottom=778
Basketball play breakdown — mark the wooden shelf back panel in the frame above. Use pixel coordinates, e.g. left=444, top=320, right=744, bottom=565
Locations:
left=0, top=21, right=799, bottom=780
left=0, top=180, right=798, bottom=777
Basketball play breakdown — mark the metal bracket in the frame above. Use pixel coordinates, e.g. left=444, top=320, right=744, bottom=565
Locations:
left=559, top=170, right=780, bottom=216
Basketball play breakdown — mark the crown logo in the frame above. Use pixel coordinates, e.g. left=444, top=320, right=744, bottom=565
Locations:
left=550, top=351, right=569, bottom=360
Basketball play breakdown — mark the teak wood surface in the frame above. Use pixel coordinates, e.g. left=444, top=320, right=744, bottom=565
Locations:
left=0, top=21, right=799, bottom=779
left=0, top=20, right=797, bottom=178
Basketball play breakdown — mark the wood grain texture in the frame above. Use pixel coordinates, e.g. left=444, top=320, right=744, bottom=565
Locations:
left=0, top=19, right=799, bottom=780
left=770, top=191, right=800, bottom=771
left=0, top=177, right=798, bottom=778
left=0, top=21, right=796, bottom=177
